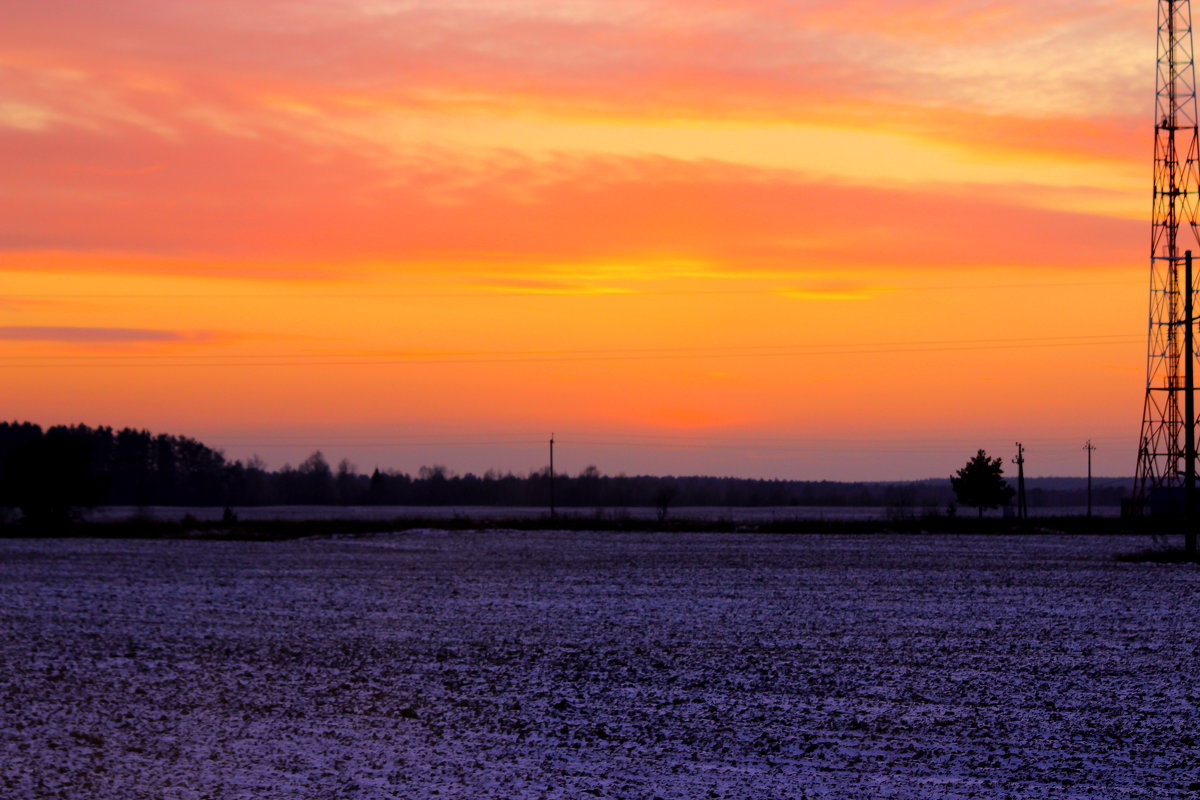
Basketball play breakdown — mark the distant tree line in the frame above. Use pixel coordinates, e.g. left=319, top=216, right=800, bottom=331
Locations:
left=0, top=422, right=1129, bottom=523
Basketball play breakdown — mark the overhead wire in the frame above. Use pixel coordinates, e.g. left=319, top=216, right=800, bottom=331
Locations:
left=3, top=275, right=1144, bottom=471
left=0, top=331, right=1142, bottom=368
left=3, top=278, right=1142, bottom=301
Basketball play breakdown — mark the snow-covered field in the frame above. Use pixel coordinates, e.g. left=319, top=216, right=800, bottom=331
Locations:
left=1, top=532, right=1195, bottom=799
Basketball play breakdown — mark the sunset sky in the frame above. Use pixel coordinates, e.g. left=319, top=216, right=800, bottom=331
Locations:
left=1, top=0, right=1163, bottom=480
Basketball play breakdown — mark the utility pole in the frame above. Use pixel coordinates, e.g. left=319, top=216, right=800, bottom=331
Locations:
left=1014, top=442, right=1028, bottom=521
left=549, top=433, right=556, bottom=520
left=1084, top=440, right=1097, bottom=519
left=1187, top=251, right=1197, bottom=552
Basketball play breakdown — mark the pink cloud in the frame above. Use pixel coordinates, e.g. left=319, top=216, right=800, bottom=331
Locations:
left=1, top=0, right=1147, bottom=129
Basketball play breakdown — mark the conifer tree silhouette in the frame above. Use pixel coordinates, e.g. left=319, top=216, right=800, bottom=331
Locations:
left=951, top=450, right=1015, bottom=519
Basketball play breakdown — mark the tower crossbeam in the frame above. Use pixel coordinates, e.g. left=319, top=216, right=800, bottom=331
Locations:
left=1135, top=0, right=1200, bottom=510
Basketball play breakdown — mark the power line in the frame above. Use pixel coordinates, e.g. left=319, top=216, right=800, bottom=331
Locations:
left=0, top=332, right=1142, bottom=368
left=203, top=430, right=1131, bottom=445
left=202, top=436, right=1133, bottom=455
left=2, top=279, right=1142, bottom=301
left=0, top=332, right=1136, bottom=360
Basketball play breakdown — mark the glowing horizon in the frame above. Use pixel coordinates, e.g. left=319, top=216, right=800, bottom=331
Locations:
left=1, top=0, right=1157, bottom=480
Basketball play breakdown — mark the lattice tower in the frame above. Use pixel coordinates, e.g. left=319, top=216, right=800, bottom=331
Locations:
left=1135, top=0, right=1200, bottom=508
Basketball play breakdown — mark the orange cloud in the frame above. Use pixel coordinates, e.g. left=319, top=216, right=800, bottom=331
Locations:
left=0, top=122, right=1140, bottom=275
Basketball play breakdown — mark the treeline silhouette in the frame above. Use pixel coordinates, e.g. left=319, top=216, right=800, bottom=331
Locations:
left=1, top=422, right=1128, bottom=523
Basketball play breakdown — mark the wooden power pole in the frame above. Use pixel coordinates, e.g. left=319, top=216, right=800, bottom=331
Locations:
left=1013, top=442, right=1027, bottom=521
left=549, top=433, right=556, bottom=520
left=1084, top=440, right=1096, bottom=519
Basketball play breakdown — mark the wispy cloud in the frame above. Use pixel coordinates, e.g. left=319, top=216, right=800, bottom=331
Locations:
left=0, top=326, right=212, bottom=343
left=0, top=1, right=1148, bottom=145
left=0, top=136, right=1141, bottom=276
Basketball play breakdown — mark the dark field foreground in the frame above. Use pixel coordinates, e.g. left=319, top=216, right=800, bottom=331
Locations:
left=1, top=533, right=1197, bottom=799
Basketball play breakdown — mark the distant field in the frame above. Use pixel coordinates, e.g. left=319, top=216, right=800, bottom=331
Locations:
left=1, top=533, right=1193, bottom=799
left=82, top=503, right=1123, bottom=523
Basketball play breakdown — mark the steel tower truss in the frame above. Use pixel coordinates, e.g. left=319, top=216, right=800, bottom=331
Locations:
left=1135, top=0, right=1200, bottom=507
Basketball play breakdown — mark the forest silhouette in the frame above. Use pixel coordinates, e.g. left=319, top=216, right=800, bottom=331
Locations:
left=0, top=422, right=1127, bottom=524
